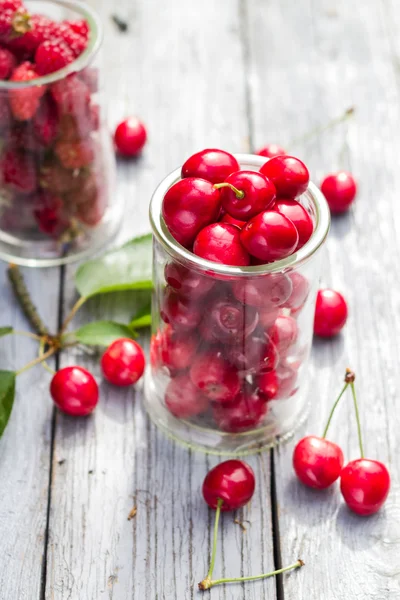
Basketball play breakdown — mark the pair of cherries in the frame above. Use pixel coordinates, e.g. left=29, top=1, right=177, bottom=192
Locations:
left=162, top=148, right=314, bottom=266
left=50, top=338, right=146, bottom=416
left=257, top=143, right=358, bottom=215
left=293, top=369, right=390, bottom=516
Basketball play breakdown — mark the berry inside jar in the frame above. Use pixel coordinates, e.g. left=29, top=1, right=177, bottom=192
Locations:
left=149, top=149, right=323, bottom=445
left=0, top=0, right=115, bottom=260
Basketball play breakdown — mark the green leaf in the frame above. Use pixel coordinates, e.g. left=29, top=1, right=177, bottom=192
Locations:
left=0, top=327, right=13, bottom=338
left=73, top=321, right=135, bottom=347
left=0, top=370, right=16, bottom=437
left=130, top=303, right=152, bottom=329
left=75, top=233, right=153, bottom=298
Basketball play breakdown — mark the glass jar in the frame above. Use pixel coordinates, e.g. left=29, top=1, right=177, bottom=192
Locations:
left=145, top=154, right=330, bottom=455
left=0, top=0, right=122, bottom=267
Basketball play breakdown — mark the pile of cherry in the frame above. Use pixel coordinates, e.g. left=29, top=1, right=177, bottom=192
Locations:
left=195, top=368, right=390, bottom=591
left=0, top=0, right=104, bottom=237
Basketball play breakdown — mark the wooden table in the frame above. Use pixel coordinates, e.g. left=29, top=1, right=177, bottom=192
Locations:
left=1, top=0, right=400, bottom=598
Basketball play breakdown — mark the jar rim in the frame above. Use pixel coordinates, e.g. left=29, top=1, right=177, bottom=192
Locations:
left=0, top=0, right=102, bottom=89
left=149, top=153, right=331, bottom=276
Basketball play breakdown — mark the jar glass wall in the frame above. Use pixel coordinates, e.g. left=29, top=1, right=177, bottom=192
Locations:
left=0, top=0, right=122, bottom=267
left=145, top=154, right=330, bottom=455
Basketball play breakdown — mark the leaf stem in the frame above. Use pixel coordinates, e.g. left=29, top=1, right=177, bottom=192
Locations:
left=16, top=347, right=56, bottom=376
left=214, top=182, right=245, bottom=199
left=7, top=264, right=50, bottom=336
left=322, top=381, right=349, bottom=439
left=60, top=296, right=87, bottom=335
left=199, top=498, right=223, bottom=590
left=12, top=330, right=42, bottom=341
left=199, top=559, right=304, bottom=590
left=289, top=106, right=355, bottom=148
left=39, top=339, right=56, bottom=376
left=350, top=381, right=364, bottom=458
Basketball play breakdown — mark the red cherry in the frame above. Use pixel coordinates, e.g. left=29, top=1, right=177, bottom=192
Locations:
left=340, top=459, right=390, bottom=516
left=165, top=373, right=209, bottom=418
left=199, top=296, right=259, bottom=344
left=232, top=273, right=292, bottom=309
left=202, top=460, right=256, bottom=511
left=260, top=156, right=309, bottom=198
left=273, top=198, right=314, bottom=250
left=219, top=170, right=276, bottom=220
left=220, top=213, right=247, bottom=229
left=50, top=366, right=99, bottom=416
left=190, top=350, right=240, bottom=402
left=193, top=222, right=250, bottom=266
left=181, top=149, right=239, bottom=184
left=162, top=178, right=221, bottom=248
left=114, top=117, right=147, bottom=157
left=293, top=436, right=344, bottom=489
left=240, top=211, right=299, bottom=262
left=284, top=272, right=309, bottom=312
left=259, top=364, right=297, bottom=400
left=101, top=338, right=145, bottom=386
left=212, top=388, right=268, bottom=433
left=159, top=326, right=199, bottom=372
left=227, top=333, right=279, bottom=374
left=164, top=261, right=215, bottom=299
left=258, top=306, right=281, bottom=328
left=320, top=171, right=357, bottom=214
left=256, top=144, right=287, bottom=158
left=269, top=315, right=298, bottom=352
left=314, top=289, right=348, bottom=337
left=161, top=287, right=202, bottom=331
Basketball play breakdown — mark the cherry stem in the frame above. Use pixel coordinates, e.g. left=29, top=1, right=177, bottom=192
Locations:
left=7, top=263, right=50, bottom=337
left=39, top=338, right=56, bottom=376
left=199, top=559, right=304, bottom=590
left=60, top=296, right=87, bottom=335
left=12, top=330, right=43, bottom=342
left=350, top=381, right=364, bottom=458
left=322, top=381, right=349, bottom=439
left=214, top=182, right=245, bottom=199
left=289, top=106, right=355, bottom=148
left=200, top=498, right=223, bottom=590
left=15, top=347, right=56, bottom=376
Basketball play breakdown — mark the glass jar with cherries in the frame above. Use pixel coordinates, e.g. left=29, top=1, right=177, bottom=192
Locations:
left=146, top=150, right=330, bottom=455
left=0, top=0, right=121, bottom=266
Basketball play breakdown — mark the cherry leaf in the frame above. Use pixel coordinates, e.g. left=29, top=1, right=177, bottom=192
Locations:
left=130, top=303, right=151, bottom=329
left=0, top=370, right=16, bottom=437
left=0, top=327, right=13, bottom=338
left=73, top=321, right=136, bottom=347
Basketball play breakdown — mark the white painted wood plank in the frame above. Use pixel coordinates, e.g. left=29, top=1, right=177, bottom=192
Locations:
left=0, top=265, right=60, bottom=600
left=46, top=1, right=277, bottom=598
left=247, top=0, right=400, bottom=597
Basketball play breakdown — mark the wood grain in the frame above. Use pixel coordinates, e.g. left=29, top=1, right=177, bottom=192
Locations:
left=247, top=0, right=400, bottom=597
left=0, top=265, right=60, bottom=600
left=45, top=1, right=276, bottom=599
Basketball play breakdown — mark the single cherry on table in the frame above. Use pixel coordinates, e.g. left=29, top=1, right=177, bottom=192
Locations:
left=314, top=288, right=348, bottom=337
left=114, top=117, right=147, bottom=157
left=320, top=171, right=357, bottom=214
left=50, top=366, right=99, bottom=416
left=101, top=338, right=146, bottom=387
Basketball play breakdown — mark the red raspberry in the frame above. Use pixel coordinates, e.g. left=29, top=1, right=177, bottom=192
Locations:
left=6, top=122, right=43, bottom=152
left=55, top=23, right=87, bottom=58
left=8, top=14, right=58, bottom=54
left=33, top=94, right=59, bottom=145
left=57, top=104, right=98, bottom=142
left=8, top=61, right=45, bottom=120
left=50, top=75, right=90, bottom=115
left=76, top=193, right=106, bottom=227
left=33, top=191, right=69, bottom=237
left=0, top=0, right=23, bottom=10
left=0, top=45, right=16, bottom=79
left=64, top=171, right=97, bottom=206
left=39, top=158, right=82, bottom=194
left=35, top=38, right=74, bottom=75
left=0, top=95, right=11, bottom=128
left=1, top=149, right=37, bottom=193
left=54, top=139, right=94, bottom=169
left=64, top=19, right=89, bottom=39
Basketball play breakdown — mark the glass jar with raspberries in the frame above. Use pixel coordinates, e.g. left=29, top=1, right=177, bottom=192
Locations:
left=146, top=150, right=330, bottom=455
left=0, top=0, right=121, bottom=266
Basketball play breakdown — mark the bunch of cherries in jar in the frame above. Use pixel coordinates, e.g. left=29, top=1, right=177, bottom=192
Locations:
left=151, top=148, right=315, bottom=432
left=0, top=0, right=104, bottom=239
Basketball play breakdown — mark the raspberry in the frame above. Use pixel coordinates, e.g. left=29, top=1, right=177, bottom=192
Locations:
left=8, top=14, right=58, bottom=54
left=0, top=45, right=16, bottom=79
left=39, top=157, right=83, bottom=194
left=6, top=122, right=41, bottom=151
left=33, top=94, right=59, bottom=145
left=0, top=0, right=23, bottom=10
left=33, top=191, right=69, bottom=237
left=0, top=8, right=30, bottom=44
left=64, top=171, right=97, bottom=206
left=54, top=23, right=87, bottom=58
left=8, top=61, right=45, bottom=120
left=50, top=75, right=90, bottom=116
left=64, top=19, right=89, bottom=39
left=55, top=139, right=94, bottom=169
left=1, top=149, right=37, bottom=193
left=57, top=103, right=99, bottom=142
left=0, top=95, right=11, bottom=128
left=35, top=38, right=74, bottom=75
